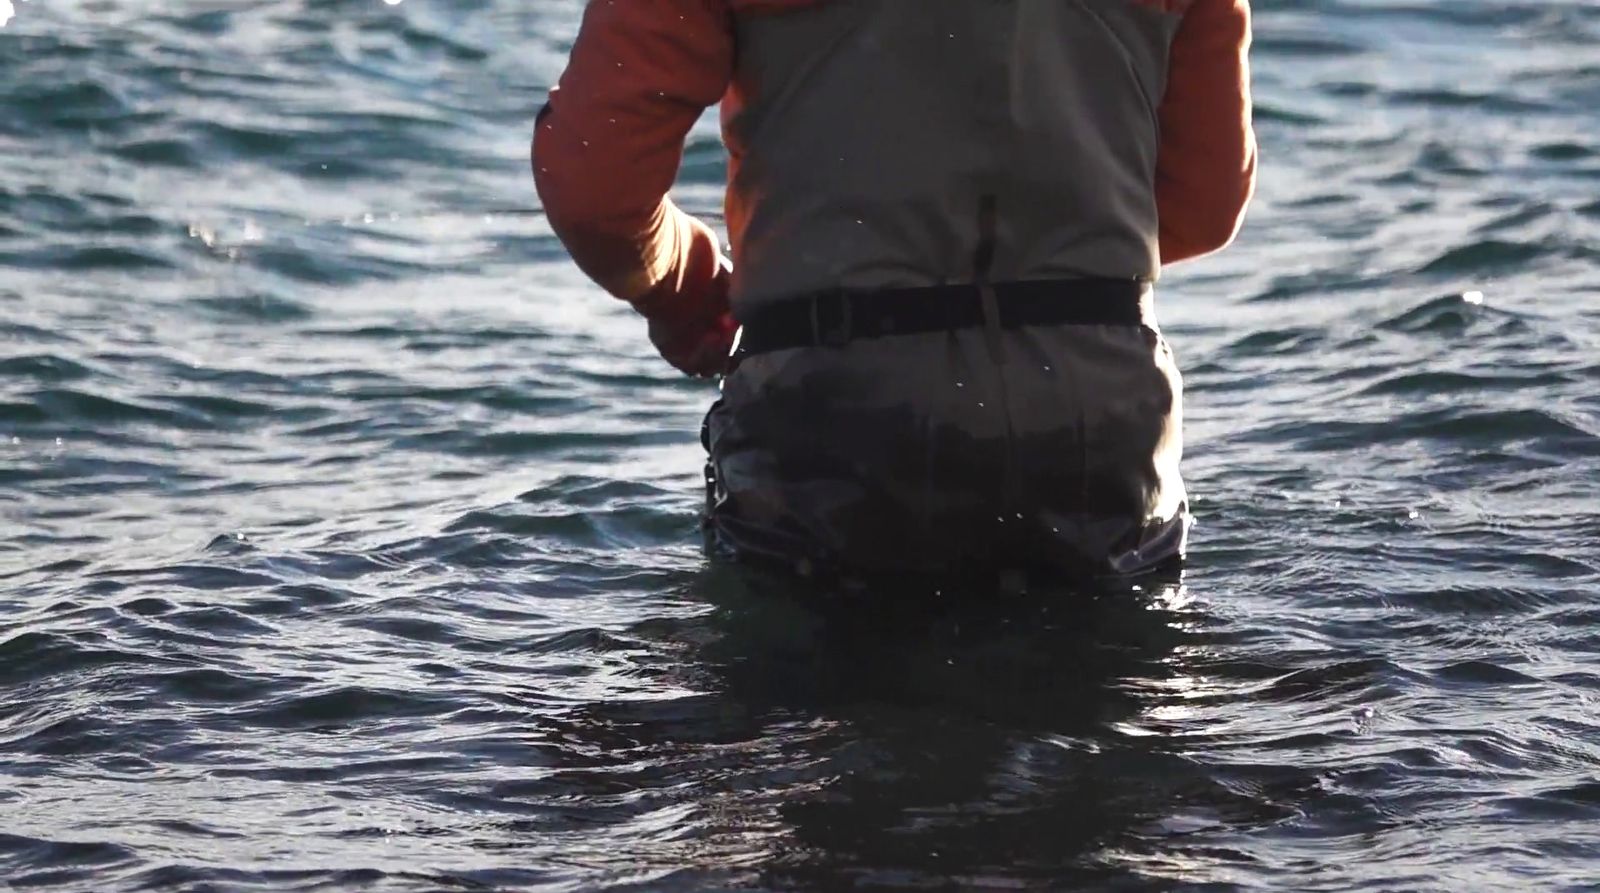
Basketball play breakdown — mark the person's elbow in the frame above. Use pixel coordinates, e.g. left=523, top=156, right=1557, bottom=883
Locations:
left=1158, top=150, right=1257, bottom=264
left=531, top=116, right=587, bottom=244
left=531, top=121, right=661, bottom=299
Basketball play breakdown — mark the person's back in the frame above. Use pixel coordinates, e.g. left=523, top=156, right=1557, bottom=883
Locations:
left=534, top=0, right=1255, bottom=582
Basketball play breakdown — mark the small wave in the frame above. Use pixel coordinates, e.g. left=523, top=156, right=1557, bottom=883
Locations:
left=154, top=667, right=287, bottom=704
left=1493, top=790, right=1600, bottom=824
left=1241, top=407, right=1600, bottom=454
left=443, top=505, right=686, bottom=549
left=1249, top=658, right=1412, bottom=704
left=1432, top=660, right=1539, bottom=686
left=400, top=427, right=688, bottom=458
left=1375, top=293, right=1524, bottom=334
left=2, top=243, right=178, bottom=272
left=22, top=388, right=202, bottom=429
left=236, top=583, right=355, bottom=617
left=1244, top=271, right=1371, bottom=304
left=237, top=242, right=458, bottom=285
left=6, top=79, right=135, bottom=132
left=341, top=382, right=576, bottom=414
left=1223, top=327, right=1328, bottom=357
left=0, top=630, right=177, bottom=686
left=1388, top=88, right=1551, bottom=114
left=109, top=137, right=202, bottom=168
left=186, top=293, right=313, bottom=322
left=161, top=606, right=280, bottom=638
left=153, top=393, right=282, bottom=425
left=1357, top=369, right=1574, bottom=397
left=398, top=24, right=489, bottom=62
left=0, top=834, right=137, bottom=882
left=1531, top=141, right=1593, bottom=163
left=1255, top=103, right=1327, bottom=126
left=0, top=399, right=48, bottom=425
left=228, top=685, right=454, bottom=729
left=1254, top=34, right=1365, bottom=57
left=340, top=614, right=464, bottom=647
left=210, top=753, right=469, bottom=784
left=192, top=120, right=302, bottom=158
left=518, top=626, right=642, bottom=656
left=1388, top=581, right=1576, bottom=615
left=95, top=563, right=285, bottom=592
left=1415, top=239, right=1552, bottom=276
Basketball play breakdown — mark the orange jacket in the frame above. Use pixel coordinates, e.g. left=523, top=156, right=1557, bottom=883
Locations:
left=534, top=0, right=1255, bottom=308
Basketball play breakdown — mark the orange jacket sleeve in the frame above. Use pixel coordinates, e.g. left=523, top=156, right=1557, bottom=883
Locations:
left=532, top=0, right=734, bottom=303
left=1156, top=0, right=1257, bottom=264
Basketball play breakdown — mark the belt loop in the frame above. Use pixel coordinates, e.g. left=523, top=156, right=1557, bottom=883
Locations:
left=977, top=282, right=1007, bottom=363
left=811, top=290, right=852, bottom=348
left=973, top=195, right=1007, bottom=364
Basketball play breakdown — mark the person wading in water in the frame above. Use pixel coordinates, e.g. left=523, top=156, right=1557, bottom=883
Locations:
left=534, top=0, right=1255, bottom=584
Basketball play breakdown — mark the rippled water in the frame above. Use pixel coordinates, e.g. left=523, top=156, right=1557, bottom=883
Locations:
left=3, top=1, right=1599, bottom=890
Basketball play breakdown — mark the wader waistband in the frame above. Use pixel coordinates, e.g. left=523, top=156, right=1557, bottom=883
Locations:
left=734, top=277, right=1152, bottom=358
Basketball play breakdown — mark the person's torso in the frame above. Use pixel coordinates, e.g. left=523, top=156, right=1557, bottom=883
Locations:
left=720, top=0, right=1184, bottom=310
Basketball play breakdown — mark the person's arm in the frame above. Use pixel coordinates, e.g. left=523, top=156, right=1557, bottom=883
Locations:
left=1155, top=0, right=1257, bottom=264
left=532, top=0, right=735, bottom=374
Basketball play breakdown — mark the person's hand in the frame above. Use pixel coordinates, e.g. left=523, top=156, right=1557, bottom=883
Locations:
left=631, top=255, right=736, bottom=378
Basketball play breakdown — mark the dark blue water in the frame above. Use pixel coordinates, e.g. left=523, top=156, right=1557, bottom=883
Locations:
left=3, top=1, right=1600, bottom=890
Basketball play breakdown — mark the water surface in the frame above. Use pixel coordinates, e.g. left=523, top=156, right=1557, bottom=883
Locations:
left=3, top=1, right=1599, bottom=890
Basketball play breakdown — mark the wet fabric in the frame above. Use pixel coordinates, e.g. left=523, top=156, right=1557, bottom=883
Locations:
left=703, top=310, right=1190, bottom=583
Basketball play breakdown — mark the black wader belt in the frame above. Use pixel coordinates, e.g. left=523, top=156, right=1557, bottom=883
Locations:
left=734, top=277, right=1150, bottom=357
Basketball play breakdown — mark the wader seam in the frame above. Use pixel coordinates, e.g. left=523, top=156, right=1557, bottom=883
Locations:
left=974, top=194, right=1022, bottom=548
left=1067, top=0, right=1165, bottom=134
